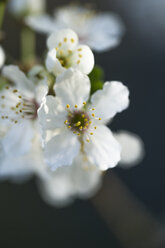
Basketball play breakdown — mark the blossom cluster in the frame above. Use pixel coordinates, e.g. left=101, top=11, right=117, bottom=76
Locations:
left=0, top=1, right=144, bottom=207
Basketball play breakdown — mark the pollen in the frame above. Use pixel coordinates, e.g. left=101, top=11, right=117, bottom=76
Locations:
left=92, top=113, right=95, bottom=117
left=83, top=102, right=86, bottom=105
left=68, top=50, right=72, bottom=54
left=70, top=38, right=75, bottom=43
left=99, top=117, right=102, bottom=120
left=66, top=104, right=70, bottom=109
left=75, top=121, right=81, bottom=127
left=75, top=104, right=78, bottom=108
left=90, top=133, right=94, bottom=135
left=94, top=126, right=97, bottom=129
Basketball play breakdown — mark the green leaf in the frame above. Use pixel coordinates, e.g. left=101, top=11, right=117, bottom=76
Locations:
left=89, top=65, right=104, bottom=95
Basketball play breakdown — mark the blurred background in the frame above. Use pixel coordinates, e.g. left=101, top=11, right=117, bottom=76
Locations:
left=1, top=0, right=165, bottom=247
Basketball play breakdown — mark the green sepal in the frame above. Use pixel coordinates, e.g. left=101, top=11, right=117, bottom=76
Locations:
left=89, top=65, right=104, bottom=95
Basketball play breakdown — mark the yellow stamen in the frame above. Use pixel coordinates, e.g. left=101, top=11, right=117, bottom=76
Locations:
left=75, top=121, right=81, bottom=127
left=66, top=104, right=70, bottom=109
left=75, top=104, right=78, bottom=108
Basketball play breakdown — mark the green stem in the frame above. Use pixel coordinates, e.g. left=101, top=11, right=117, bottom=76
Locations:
left=21, top=26, right=36, bottom=65
left=0, top=0, right=7, bottom=31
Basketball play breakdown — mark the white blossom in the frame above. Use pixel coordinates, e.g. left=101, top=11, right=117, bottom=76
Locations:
left=46, top=29, right=94, bottom=76
left=26, top=5, right=125, bottom=52
left=38, top=69, right=129, bottom=171
left=37, top=153, right=102, bottom=207
left=0, top=65, right=48, bottom=180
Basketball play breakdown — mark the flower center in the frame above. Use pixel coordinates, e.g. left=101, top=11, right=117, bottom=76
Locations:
left=64, top=102, right=101, bottom=142
left=0, top=85, right=39, bottom=124
left=67, top=110, right=90, bottom=133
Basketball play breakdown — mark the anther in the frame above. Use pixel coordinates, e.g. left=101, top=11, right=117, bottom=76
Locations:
left=92, top=113, right=95, bottom=117
left=75, top=121, right=81, bottom=127
left=71, top=38, right=75, bottom=43
left=75, top=104, right=78, bottom=108
left=66, top=104, right=70, bottom=109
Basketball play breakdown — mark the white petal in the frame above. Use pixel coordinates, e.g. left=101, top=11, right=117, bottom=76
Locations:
left=45, top=49, right=65, bottom=76
left=25, top=15, right=58, bottom=34
left=91, top=81, right=129, bottom=121
left=84, top=125, right=121, bottom=170
left=70, top=45, right=94, bottom=74
left=47, top=29, right=78, bottom=53
left=38, top=95, right=66, bottom=131
left=37, top=170, right=74, bottom=207
left=0, top=155, right=33, bottom=182
left=2, top=65, right=34, bottom=97
left=86, top=13, right=125, bottom=52
left=2, top=121, right=34, bottom=156
left=55, top=68, right=90, bottom=108
left=34, top=77, right=48, bottom=104
left=71, top=154, right=102, bottom=198
left=114, top=130, right=145, bottom=168
left=0, top=46, right=5, bottom=68
left=44, top=128, right=80, bottom=170
left=37, top=153, right=102, bottom=207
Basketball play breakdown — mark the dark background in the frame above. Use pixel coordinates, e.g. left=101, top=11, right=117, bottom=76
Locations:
left=1, top=0, right=165, bottom=247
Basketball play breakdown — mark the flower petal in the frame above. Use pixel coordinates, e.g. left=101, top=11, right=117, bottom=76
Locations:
left=0, top=46, right=5, bottom=68
left=0, top=154, right=33, bottom=182
left=47, top=29, right=78, bottom=55
left=2, top=121, right=34, bottom=156
left=45, top=49, right=65, bottom=76
left=37, top=153, right=102, bottom=207
left=2, top=65, right=34, bottom=96
left=84, top=125, right=121, bottom=170
left=37, top=164, right=75, bottom=207
left=91, top=81, right=129, bottom=121
left=55, top=68, right=90, bottom=108
left=71, top=154, right=102, bottom=198
left=25, top=15, right=58, bottom=34
left=86, top=13, right=125, bottom=52
left=44, top=128, right=80, bottom=170
left=35, top=77, right=48, bottom=104
left=38, top=95, right=66, bottom=131
left=70, top=45, right=94, bottom=74
left=114, top=130, right=145, bottom=168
